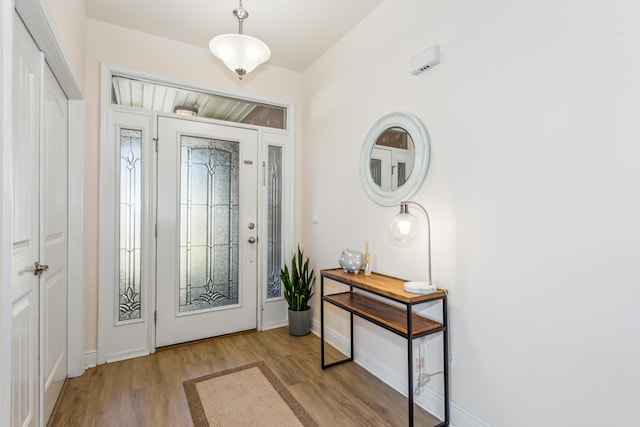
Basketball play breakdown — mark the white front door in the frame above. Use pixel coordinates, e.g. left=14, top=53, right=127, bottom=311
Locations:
left=156, top=117, right=258, bottom=347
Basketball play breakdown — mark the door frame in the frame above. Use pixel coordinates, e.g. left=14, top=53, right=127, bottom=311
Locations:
left=1, top=0, right=85, bottom=424
left=14, top=0, right=85, bottom=378
left=1, top=1, right=13, bottom=424
left=98, top=64, right=294, bottom=362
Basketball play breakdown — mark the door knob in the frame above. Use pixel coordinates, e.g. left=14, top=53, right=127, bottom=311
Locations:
left=33, top=261, right=49, bottom=276
left=248, top=237, right=257, bottom=244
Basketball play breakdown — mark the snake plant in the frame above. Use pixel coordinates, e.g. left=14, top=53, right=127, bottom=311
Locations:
left=281, top=246, right=315, bottom=311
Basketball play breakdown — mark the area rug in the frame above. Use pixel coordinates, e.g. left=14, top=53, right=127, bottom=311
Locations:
left=183, top=361, right=317, bottom=427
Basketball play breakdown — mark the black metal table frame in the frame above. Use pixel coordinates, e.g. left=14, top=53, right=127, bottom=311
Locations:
left=320, top=274, right=449, bottom=427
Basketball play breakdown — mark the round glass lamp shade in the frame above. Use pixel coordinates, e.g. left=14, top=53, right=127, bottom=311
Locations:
left=390, top=211, right=419, bottom=243
left=209, top=34, right=271, bottom=78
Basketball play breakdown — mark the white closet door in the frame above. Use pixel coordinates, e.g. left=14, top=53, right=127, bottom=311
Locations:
left=12, top=14, right=69, bottom=427
left=11, top=14, right=42, bottom=427
left=41, top=64, right=68, bottom=423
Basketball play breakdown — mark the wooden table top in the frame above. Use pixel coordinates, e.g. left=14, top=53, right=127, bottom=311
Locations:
left=320, top=268, right=446, bottom=304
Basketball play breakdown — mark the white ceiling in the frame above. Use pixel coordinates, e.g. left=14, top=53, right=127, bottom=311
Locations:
left=84, top=0, right=384, bottom=72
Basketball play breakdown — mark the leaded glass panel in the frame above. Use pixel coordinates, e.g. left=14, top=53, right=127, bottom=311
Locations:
left=119, top=128, right=142, bottom=321
left=179, top=136, right=239, bottom=312
left=267, top=146, right=283, bottom=299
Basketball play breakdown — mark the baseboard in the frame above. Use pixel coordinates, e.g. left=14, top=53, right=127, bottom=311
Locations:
left=311, top=319, right=493, bottom=427
left=86, top=347, right=152, bottom=366
left=85, top=350, right=97, bottom=369
left=105, top=348, right=150, bottom=364
left=261, top=320, right=288, bottom=331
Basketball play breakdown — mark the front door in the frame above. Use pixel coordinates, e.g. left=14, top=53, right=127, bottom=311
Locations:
left=156, top=117, right=258, bottom=347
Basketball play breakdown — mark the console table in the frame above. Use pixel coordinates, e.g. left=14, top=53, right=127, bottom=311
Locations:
left=320, top=268, right=449, bottom=427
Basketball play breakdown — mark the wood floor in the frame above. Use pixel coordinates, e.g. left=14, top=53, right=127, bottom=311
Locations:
left=48, top=327, right=439, bottom=426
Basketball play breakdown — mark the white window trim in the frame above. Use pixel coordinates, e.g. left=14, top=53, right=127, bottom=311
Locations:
left=98, top=63, right=295, bottom=362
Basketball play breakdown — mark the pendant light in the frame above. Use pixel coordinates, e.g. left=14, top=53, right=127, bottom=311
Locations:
left=209, top=0, right=271, bottom=80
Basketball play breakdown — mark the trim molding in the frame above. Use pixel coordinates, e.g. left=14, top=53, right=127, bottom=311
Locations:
left=86, top=348, right=152, bottom=367
left=85, top=351, right=97, bottom=369
left=261, top=320, right=288, bottom=331
left=311, top=319, right=494, bottom=427
left=15, top=0, right=82, bottom=98
left=67, top=100, right=85, bottom=378
left=0, top=1, right=13, bottom=425
left=105, top=348, right=150, bottom=364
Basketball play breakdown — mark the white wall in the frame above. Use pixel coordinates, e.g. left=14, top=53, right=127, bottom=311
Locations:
left=83, top=19, right=303, bottom=350
left=302, top=0, right=640, bottom=425
left=41, top=0, right=87, bottom=90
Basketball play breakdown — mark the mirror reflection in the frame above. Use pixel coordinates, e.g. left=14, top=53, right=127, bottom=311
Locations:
left=360, top=111, right=429, bottom=206
left=369, top=127, right=415, bottom=192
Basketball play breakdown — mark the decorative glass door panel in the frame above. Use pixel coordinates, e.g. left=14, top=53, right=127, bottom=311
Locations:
left=267, top=146, right=283, bottom=299
left=119, top=129, right=142, bottom=321
left=179, top=137, right=239, bottom=312
left=156, top=118, right=258, bottom=347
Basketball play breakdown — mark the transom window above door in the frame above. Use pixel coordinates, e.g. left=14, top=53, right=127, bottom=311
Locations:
left=111, top=75, right=287, bottom=130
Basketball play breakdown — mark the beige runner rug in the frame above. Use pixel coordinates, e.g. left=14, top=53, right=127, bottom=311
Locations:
left=184, top=361, right=317, bottom=427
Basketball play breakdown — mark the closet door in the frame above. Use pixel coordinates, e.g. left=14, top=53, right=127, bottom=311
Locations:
left=11, top=14, right=42, bottom=427
left=41, top=64, right=68, bottom=423
left=11, top=14, right=69, bottom=426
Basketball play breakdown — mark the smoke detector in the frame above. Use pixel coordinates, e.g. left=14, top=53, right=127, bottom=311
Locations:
left=411, top=45, right=441, bottom=75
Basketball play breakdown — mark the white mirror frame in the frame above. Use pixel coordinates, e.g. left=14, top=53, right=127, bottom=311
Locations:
left=360, top=111, right=430, bottom=206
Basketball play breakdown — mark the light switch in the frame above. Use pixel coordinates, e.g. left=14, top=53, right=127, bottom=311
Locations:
left=312, top=211, right=320, bottom=224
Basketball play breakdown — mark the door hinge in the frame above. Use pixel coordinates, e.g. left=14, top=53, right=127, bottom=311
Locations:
left=154, top=310, right=157, bottom=325
left=153, top=137, right=158, bottom=152
left=155, top=224, right=157, bottom=237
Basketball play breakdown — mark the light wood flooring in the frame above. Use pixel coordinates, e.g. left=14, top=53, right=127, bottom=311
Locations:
left=49, top=327, right=439, bottom=426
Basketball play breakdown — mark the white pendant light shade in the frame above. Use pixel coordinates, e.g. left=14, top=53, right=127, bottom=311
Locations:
left=208, top=1, right=271, bottom=80
left=209, top=33, right=271, bottom=79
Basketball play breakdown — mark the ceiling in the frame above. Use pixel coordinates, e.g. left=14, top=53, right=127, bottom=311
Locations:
left=84, top=0, right=384, bottom=72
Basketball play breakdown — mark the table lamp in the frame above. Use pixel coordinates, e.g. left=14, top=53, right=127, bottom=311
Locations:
left=390, top=201, right=437, bottom=294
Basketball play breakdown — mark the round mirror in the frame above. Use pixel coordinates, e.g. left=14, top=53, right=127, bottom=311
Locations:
left=360, top=112, right=430, bottom=206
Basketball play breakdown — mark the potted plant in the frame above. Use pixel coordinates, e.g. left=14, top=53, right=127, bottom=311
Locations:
left=281, top=245, right=315, bottom=336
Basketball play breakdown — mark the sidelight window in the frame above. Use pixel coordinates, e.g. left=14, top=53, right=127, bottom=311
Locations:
left=119, top=128, right=143, bottom=321
left=267, top=145, right=283, bottom=299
